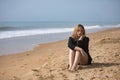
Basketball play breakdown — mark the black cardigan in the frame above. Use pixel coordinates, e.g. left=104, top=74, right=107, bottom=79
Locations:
left=68, top=36, right=92, bottom=64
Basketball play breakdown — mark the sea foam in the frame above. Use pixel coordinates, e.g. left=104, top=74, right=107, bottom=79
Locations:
left=1, top=24, right=119, bottom=39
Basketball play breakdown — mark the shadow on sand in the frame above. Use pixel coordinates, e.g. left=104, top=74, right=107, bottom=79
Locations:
left=81, top=62, right=120, bottom=69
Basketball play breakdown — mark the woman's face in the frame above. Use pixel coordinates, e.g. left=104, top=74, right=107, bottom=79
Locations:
left=77, top=27, right=83, bottom=37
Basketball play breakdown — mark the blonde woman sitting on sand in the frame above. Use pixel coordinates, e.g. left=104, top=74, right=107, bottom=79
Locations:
left=68, top=24, right=92, bottom=71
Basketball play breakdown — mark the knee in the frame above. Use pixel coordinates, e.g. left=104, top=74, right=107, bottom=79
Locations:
left=76, top=51, right=82, bottom=55
left=76, top=51, right=81, bottom=54
left=69, top=49, right=75, bottom=53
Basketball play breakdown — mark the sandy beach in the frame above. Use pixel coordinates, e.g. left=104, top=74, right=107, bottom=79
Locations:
left=0, top=27, right=120, bottom=80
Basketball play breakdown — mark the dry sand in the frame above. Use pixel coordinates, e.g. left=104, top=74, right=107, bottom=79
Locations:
left=0, top=28, right=120, bottom=80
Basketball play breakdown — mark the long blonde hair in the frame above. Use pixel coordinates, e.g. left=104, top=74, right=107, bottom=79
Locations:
left=72, top=24, right=85, bottom=40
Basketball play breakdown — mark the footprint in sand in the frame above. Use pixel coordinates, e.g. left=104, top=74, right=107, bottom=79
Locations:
left=75, top=73, right=80, bottom=76
left=12, top=76, right=21, bottom=80
left=32, top=69, right=41, bottom=80
left=99, top=38, right=120, bottom=44
left=59, top=72, right=68, bottom=79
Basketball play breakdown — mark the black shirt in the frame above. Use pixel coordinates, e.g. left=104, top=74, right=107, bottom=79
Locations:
left=68, top=36, right=92, bottom=64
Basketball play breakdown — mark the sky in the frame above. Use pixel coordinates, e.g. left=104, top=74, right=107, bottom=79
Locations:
left=0, top=0, right=120, bottom=22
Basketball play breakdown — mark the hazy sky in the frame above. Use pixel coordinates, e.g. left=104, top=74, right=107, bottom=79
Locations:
left=0, top=0, right=120, bottom=22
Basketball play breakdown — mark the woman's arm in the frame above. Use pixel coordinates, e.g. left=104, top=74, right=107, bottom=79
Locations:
left=74, top=46, right=82, bottom=51
left=74, top=46, right=86, bottom=56
left=84, top=37, right=89, bottom=53
left=68, top=37, right=76, bottom=50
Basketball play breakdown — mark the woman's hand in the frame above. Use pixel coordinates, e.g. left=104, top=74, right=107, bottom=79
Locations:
left=75, top=47, right=85, bottom=56
left=75, top=47, right=83, bottom=52
left=78, top=35, right=85, bottom=40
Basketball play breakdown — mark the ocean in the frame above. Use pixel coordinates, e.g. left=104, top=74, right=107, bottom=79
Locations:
left=0, top=21, right=120, bottom=55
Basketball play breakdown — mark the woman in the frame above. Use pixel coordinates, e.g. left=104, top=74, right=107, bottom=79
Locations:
left=68, top=24, right=92, bottom=71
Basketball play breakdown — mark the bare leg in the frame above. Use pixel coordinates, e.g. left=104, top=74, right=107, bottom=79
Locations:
left=68, top=49, right=75, bottom=70
left=80, top=50, right=88, bottom=65
left=71, top=50, right=88, bottom=71
left=71, top=51, right=81, bottom=71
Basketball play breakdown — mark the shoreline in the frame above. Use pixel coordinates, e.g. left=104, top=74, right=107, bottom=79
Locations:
left=0, top=32, right=71, bottom=56
left=0, top=27, right=120, bottom=80
left=0, top=27, right=118, bottom=56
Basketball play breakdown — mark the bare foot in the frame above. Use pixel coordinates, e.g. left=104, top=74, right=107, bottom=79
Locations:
left=68, top=69, right=77, bottom=73
left=67, top=64, right=72, bottom=70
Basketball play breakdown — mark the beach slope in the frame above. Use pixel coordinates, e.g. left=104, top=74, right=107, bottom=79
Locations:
left=0, top=28, right=120, bottom=80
